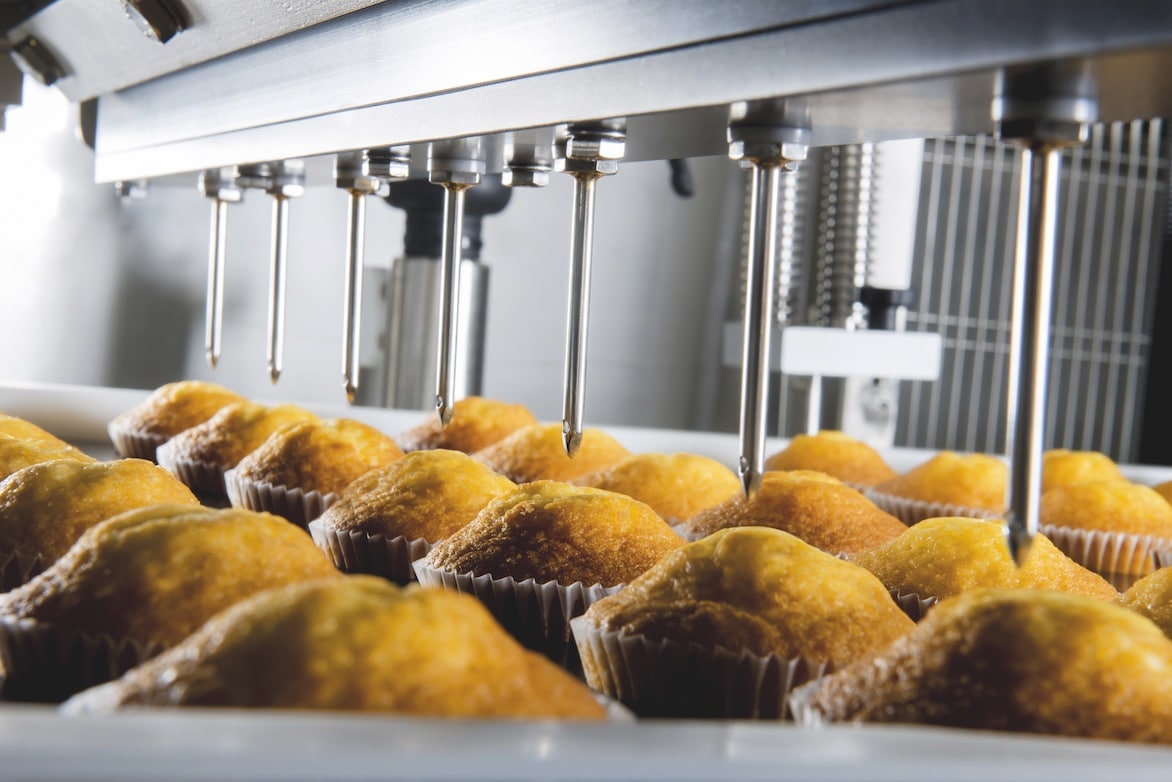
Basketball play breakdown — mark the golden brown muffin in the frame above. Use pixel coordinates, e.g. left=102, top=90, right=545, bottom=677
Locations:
left=473, top=423, right=630, bottom=483
left=765, top=431, right=897, bottom=488
left=873, top=451, right=1008, bottom=513
left=63, top=577, right=606, bottom=719
left=0, top=458, right=199, bottom=569
left=315, top=449, right=515, bottom=543
left=108, top=381, right=246, bottom=451
left=800, top=589, right=1172, bottom=744
left=232, top=418, right=404, bottom=497
left=1116, top=567, right=1172, bottom=639
left=422, top=480, right=681, bottom=586
left=1155, top=480, right=1172, bottom=505
left=677, top=470, right=905, bottom=555
left=1042, top=449, right=1127, bottom=493
left=0, top=414, right=74, bottom=451
left=850, top=517, right=1117, bottom=603
left=159, top=401, right=319, bottom=473
left=584, top=527, right=913, bottom=663
left=571, top=452, right=740, bottom=524
left=0, top=505, right=340, bottom=649
left=396, top=396, right=538, bottom=454
left=1042, top=481, right=1172, bottom=540
left=0, top=434, right=94, bottom=482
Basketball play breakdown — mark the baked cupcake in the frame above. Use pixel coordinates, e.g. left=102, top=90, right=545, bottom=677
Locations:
left=64, top=577, right=606, bottom=720
left=573, top=527, right=914, bottom=718
left=107, top=381, right=246, bottom=461
left=0, top=414, right=75, bottom=451
left=794, top=589, right=1172, bottom=745
left=1154, top=480, right=1172, bottom=506
left=0, top=504, right=339, bottom=701
left=572, top=452, right=740, bottom=525
left=765, top=431, right=897, bottom=488
left=1117, top=566, right=1172, bottom=639
left=0, top=458, right=199, bottom=590
left=225, top=418, right=404, bottom=529
left=868, top=451, right=1007, bottom=524
left=309, top=449, right=516, bottom=583
left=1042, top=448, right=1126, bottom=492
left=849, top=517, right=1117, bottom=620
left=155, top=401, right=319, bottom=498
left=473, top=423, right=630, bottom=483
left=415, top=480, right=682, bottom=667
left=395, top=396, right=537, bottom=454
left=0, top=434, right=95, bottom=482
left=676, top=470, right=905, bottom=556
left=1040, top=481, right=1172, bottom=576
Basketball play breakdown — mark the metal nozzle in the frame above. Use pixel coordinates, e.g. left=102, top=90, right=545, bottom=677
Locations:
left=198, top=167, right=242, bottom=370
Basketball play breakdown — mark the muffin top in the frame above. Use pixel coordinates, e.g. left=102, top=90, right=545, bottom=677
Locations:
left=159, top=401, right=319, bottom=469
left=1041, top=481, right=1172, bottom=539
left=396, top=396, right=537, bottom=455
left=873, top=451, right=1008, bottom=513
left=422, top=480, right=681, bottom=586
left=765, top=431, right=897, bottom=488
left=0, top=414, right=74, bottom=451
left=677, top=470, right=905, bottom=555
left=802, top=589, right=1172, bottom=744
left=108, top=381, right=246, bottom=441
left=63, top=577, right=606, bottom=719
left=232, top=418, right=404, bottom=497
left=1042, top=449, right=1126, bottom=493
left=850, top=517, right=1117, bottom=602
left=583, top=527, right=913, bottom=664
left=572, top=452, right=740, bottom=524
left=1155, top=480, right=1172, bottom=505
left=0, top=434, right=95, bottom=482
left=1117, top=567, right=1172, bottom=639
left=315, top=449, right=516, bottom=542
left=0, top=458, right=199, bottom=565
left=0, top=505, right=340, bottom=648
left=473, top=423, right=631, bottom=483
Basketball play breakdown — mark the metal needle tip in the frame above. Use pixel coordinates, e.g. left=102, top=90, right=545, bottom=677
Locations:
left=268, top=366, right=280, bottom=384
left=1006, top=525, right=1034, bottom=567
left=343, top=382, right=357, bottom=405
left=562, top=421, right=581, bottom=458
left=738, top=458, right=761, bottom=500
left=436, top=395, right=452, bottom=427
left=206, top=352, right=218, bottom=370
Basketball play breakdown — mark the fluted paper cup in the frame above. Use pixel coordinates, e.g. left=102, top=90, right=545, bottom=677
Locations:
left=0, top=548, right=45, bottom=592
left=307, top=521, right=432, bottom=584
left=156, top=441, right=229, bottom=499
left=864, top=490, right=1002, bottom=526
left=106, top=422, right=167, bottom=463
left=1040, top=523, right=1172, bottom=578
left=224, top=469, right=336, bottom=530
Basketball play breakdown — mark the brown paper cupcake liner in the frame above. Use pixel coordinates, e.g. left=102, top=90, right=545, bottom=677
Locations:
left=106, top=423, right=168, bottom=463
left=224, top=469, right=336, bottom=530
left=155, top=442, right=229, bottom=499
left=307, top=521, right=433, bottom=584
left=890, top=589, right=939, bottom=622
left=864, top=489, right=1002, bottom=526
left=1040, top=523, right=1172, bottom=578
left=0, top=616, right=163, bottom=702
left=413, top=561, right=623, bottom=671
left=570, top=617, right=832, bottom=720
left=0, top=548, right=46, bottom=593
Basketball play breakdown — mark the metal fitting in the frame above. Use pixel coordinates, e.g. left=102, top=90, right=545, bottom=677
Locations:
left=428, top=139, right=485, bottom=187
left=335, top=151, right=387, bottom=196
left=993, top=63, right=1098, bottom=148
left=9, top=37, right=65, bottom=86
left=121, top=0, right=187, bottom=44
left=727, top=125, right=812, bottom=169
left=114, top=180, right=149, bottom=200
left=199, top=167, right=243, bottom=202
left=503, top=138, right=553, bottom=188
left=554, top=121, right=627, bottom=176
left=365, top=147, right=411, bottom=181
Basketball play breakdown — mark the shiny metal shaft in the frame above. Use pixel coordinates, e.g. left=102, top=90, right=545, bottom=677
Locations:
left=1004, top=144, right=1062, bottom=564
left=204, top=198, right=229, bottom=369
left=342, top=190, right=366, bottom=403
left=562, top=172, right=600, bottom=457
left=738, top=162, right=782, bottom=498
left=266, top=194, right=290, bottom=384
left=435, top=183, right=468, bottom=426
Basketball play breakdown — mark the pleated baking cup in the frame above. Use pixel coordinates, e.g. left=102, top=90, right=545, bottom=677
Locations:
left=864, top=490, right=1003, bottom=526
left=890, top=589, right=939, bottom=622
left=0, top=616, right=163, bottom=702
left=412, top=561, right=624, bottom=671
left=155, top=442, right=229, bottom=499
left=570, top=617, right=832, bottom=720
left=307, top=521, right=433, bottom=584
left=223, top=469, right=337, bottom=530
left=105, top=422, right=168, bottom=462
left=786, top=677, right=830, bottom=726
left=1040, top=523, right=1172, bottom=578
left=1155, top=549, right=1172, bottom=570
left=0, top=548, right=45, bottom=592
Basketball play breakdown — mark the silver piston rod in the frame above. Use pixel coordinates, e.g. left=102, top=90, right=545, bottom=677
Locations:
left=198, top=167, right=241, bottom=369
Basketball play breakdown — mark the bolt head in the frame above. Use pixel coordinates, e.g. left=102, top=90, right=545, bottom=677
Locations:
left=554, top=157, right=619, bottom=176
left=428, top=169, right=481, bottom=187
left=565, top=133, right=626, bottom=161
left=728, top=139, right=808, bottom=167
left=502, top=167, right=551, bottom=188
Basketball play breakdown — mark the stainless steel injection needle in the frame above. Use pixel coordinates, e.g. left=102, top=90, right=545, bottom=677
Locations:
left=341, top=188, right=366, bottom=403
left=434, top=181, right=470, bottom=425
left=266, top=193, right=290, bottom=384
left=199, top=168, right=241, bottom=370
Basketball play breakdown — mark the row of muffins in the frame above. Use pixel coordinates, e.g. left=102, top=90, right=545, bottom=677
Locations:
left=7, top=389, right=1172, bottom=745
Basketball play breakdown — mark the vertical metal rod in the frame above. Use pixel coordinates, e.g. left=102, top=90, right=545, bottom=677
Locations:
left=435, top=183, right=468, bottom=426
left=562, top=173, right=600, bottom=456
left=266, top=195, right=290, bottom=384
left=342, top=190, right=366, bottom=404
left=738, top=162, right=782, bottom=497
left=205, top=198, right=229, bottom=369
left=1005, top=144, right=1063, bottom=565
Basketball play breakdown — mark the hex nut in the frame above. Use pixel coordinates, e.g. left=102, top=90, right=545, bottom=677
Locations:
left=428, top=170, right=482, bottom=187
left=554, top=157, right=620, bottom=176
left=502, top=167, right=551, bottom=188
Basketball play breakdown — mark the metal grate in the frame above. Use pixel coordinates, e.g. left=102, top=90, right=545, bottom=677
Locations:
left=898, top=120, right=1169, bottom=460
